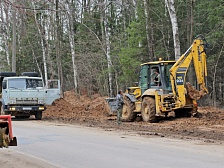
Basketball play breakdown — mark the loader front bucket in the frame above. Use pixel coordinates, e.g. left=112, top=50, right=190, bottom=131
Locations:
left=0, top=115, right=17, bottom=147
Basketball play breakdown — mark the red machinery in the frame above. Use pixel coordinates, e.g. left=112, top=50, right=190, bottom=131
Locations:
left=0, top=115, right=17, bottom=147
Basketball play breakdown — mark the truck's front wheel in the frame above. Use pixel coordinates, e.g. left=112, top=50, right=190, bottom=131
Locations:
left=141, top=97, right=157, bottom=123
left=35, top=111, right=42, bottom=120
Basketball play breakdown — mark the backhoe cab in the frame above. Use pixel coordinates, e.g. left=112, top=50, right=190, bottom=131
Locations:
left=122, top=35, right=208, bottom=122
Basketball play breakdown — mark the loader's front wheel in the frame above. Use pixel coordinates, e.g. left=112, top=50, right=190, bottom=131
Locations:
left=121, top=97, right=136, bottom=122
left=35, top=111, right=42, bottom=120
left=141, top=97, right=157, bottom=123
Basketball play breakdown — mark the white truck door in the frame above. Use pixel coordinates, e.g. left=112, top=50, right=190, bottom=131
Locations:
left=45, top=80, right=60, bottom=105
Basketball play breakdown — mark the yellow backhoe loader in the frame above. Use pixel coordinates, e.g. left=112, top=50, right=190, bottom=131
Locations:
left=122, top=35, right=209, bottom=122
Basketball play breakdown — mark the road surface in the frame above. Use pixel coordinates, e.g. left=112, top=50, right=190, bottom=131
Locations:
left=1, top=120, right=224, bottom=168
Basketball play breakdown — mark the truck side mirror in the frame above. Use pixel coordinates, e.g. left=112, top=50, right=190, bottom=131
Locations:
left=2, top=81, right=6, bottom=89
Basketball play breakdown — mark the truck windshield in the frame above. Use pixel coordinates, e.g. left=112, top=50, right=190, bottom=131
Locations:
left=8, top=78, right=43, bottom=89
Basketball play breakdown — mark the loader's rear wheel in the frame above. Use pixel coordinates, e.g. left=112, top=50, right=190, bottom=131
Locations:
left=141, top=97, right=157, bottom=123
left=121, top=97, right=137, bottom=122
left=35, top=111, right=42, bottom=120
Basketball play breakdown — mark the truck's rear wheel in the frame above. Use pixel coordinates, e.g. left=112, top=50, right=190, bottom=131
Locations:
left=35, top=111, right=42, bottom=120
left=141, top=97, right=157, bottom=123
left=121, top=97, right=136, bottom=122
left=24, top=116, right=30, bottom=119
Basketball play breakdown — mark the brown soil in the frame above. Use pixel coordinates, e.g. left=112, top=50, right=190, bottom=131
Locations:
left=43, top=90, right=224, bottom=143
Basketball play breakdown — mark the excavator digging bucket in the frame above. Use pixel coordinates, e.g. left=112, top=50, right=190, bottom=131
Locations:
left=186, top=82, right=208, bottom=100
left=0, top=115, right=17, bottom=147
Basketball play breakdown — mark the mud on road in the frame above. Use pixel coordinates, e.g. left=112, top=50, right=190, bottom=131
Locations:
left=43, top=90, right=224, bottom=143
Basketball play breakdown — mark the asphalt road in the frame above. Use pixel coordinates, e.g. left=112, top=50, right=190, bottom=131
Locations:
left=1, top=120, right=224, bottom=168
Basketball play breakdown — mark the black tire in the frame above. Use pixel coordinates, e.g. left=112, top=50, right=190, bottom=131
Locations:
left=20, top=116, right=30, bottom=119
left=121, top=96, right=137, bottom=122
left=24, top=116, right=30, bottom=119
left=141, top=97, right=157, bottom=123
left=35, top=111, right=42, bottom=120
left=21, top=72, right=38, bottom=77
left=174, top=108, right=192, bottom=118
left=0, top=72, right=16, bottom=77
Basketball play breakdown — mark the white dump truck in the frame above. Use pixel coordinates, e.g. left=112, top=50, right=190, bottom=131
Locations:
left=0, top=72, right=60, bottom=120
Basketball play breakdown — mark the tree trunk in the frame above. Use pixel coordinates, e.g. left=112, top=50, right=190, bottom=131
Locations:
left=102, top=0, right=113, bottom=97
left=186, top=0, right=194, bottom=47
left=212, top=43, right=224, bottom=107
left=65, top=1, right=78, bottom=95
left=143, top=0, right=155, bottom=61
left=104, top=14, right=113, bottom=97
left=1, top=3, right=10, bottom=66
left=12, top=7, right=16, bottom=72
left=165, top=0, right=181, bottom=60
left=56, top=0, right=64, bottom=96
left=32, top=2, right=48, bottom=85
left=186, top=0, right=195, bottom=86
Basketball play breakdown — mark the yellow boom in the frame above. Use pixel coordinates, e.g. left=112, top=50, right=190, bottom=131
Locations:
left=169, top=35, right=209, bottom=107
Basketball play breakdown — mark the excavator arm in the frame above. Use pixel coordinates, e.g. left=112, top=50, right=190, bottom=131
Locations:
left=169, top=35, right=209, bottom=107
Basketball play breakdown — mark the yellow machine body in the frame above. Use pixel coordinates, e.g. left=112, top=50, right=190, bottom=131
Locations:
left=122, top=35, right=208, bottom=122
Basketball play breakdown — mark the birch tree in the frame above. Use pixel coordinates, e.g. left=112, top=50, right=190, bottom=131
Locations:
left=165, top=0, right=180, bottom=60
left=102, top=0, right=113, bottom=97
left=0, top=2, right=11, bottom=67
left=65, top=0, right=78, bottom=94
left=31, top=2, right=48, bottom=86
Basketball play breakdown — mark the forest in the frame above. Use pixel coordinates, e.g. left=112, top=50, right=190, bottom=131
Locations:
left=0, top=0, right=223, bottom=106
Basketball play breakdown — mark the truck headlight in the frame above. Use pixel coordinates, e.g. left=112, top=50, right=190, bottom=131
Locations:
left=9, top=107, right=16, bottom=111
left=10, top=100, right=16, bottom=104
left=39, top=106, right=45, bottom=110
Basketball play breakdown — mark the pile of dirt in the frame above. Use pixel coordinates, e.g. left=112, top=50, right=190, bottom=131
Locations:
left=44, top=90, right=111, bottom=123
left=43, top=90, right=224, bottom=142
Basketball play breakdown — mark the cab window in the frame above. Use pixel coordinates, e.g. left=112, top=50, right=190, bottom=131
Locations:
left=139, top=65, right=149, bottom=93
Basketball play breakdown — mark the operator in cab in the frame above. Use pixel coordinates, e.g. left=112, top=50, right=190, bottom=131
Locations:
left=154, top=68, right=161, bottom=86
